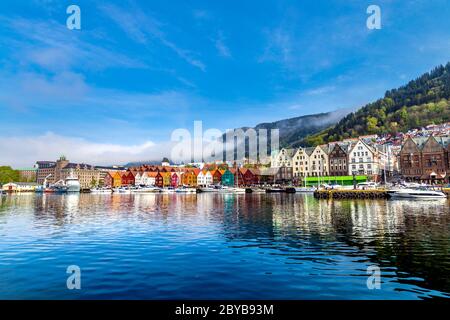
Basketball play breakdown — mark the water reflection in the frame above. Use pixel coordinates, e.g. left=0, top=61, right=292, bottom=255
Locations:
left=0, top=193, right=448, bottom=299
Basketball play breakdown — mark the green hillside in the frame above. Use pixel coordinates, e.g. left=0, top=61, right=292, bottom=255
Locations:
left=299, top=62, right=450, bottom=147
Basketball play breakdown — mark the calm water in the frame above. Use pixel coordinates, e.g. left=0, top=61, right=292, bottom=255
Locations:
left=0, top=193, right=449, bottom=300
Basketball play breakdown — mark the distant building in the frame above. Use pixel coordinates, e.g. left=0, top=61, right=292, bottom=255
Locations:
left=36, top=161, right=57, bottom=185
left=271, top=148, right=295, bottom=168
left=16, top=167, right=37, bottom=182
left=2, top=182, right=38, bottom=192
left=221, top=169, right=235, bottom=186
left=36, top=156, right=101, bottom=188
left=162, top=158, right=170, bottom=167
left=328, top=143, right=349, bottom=176
left=309, top=145, right=329, bottom=177
left=400, top=136, right=450, bottom=183
left=348, top=139, right=381, bottom=179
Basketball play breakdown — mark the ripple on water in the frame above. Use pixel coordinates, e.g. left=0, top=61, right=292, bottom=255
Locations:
left=0, top=193, right=449, bottom=299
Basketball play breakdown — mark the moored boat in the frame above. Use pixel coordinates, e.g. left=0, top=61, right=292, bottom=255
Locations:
left=266, top=187, right=285, bottom=193
left=388, top=188, right=447, bottom=199
left=132, top=186, right=161, bottom=193
left=65, top=172, right=81, bottom=193
left=198, top=186, right=216, bottom=193
left=294, top=186, right=316, bottom=193
left=230, top=187, right=246, bottom=193
left=90, top=187, right=112, bottom=194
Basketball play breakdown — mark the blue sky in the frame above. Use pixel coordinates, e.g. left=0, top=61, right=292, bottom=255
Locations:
left=0, top=0, right=449, bottom=166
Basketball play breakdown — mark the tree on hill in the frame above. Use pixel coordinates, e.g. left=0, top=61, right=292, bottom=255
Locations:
left=299, top=62, right=450, bottom=146
left=0, top=166, right=20, bottom=184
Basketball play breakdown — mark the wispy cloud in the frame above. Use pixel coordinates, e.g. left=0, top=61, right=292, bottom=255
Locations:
left=0, top=132, right=170, bottom=167
left=0, top=68, right=198, bottom=118
left=0, top=16, right=148, bottom=75
left=214, top=31, right=232, bottom=58
left=99, top=3, right=206, bottom=71
left=304, top=85, right=336, bottom=96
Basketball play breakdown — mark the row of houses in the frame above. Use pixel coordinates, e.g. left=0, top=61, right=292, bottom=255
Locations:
left=271, top=138, right=395, bottom=181
left=102, top=165, right=295, bottom=188
left=271, top=133, right=450, bottom=184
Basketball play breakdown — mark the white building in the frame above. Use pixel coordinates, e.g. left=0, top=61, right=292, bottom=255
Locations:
left=197, top=171, right=213, bottom=186
left=134, top=172, right=143, bottom=186
left=309, top=145, right=329, bottom=177
left=348, top=139, right=381, bottom=177
left=144, top=172, right=157, bottom=186
left=271, top=148, right=295, bottom=168
left=292, top=147, right=311, bottom=178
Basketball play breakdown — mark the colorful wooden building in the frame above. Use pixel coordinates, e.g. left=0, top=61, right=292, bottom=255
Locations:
left=221, top=169, right=235, bottom=186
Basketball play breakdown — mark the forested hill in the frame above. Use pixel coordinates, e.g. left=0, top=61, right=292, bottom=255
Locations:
left=299, top=62, right=450, bottom=147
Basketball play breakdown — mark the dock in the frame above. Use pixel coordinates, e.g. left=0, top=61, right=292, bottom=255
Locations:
left=314, top=189, right=389, bottom=199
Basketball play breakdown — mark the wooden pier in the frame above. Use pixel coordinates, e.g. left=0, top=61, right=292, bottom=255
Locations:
left=314, top=189, right=389, bottom=199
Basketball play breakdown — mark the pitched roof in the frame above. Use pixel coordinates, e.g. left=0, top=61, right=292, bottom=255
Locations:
left=304, top=147, right=315, bottom=156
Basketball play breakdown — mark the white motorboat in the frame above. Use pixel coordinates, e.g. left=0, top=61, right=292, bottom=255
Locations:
left=388, top=188, right=447, bottom=199
left=217, top=186, right=233, bottom=193
left=90, top=187, right=112, bottom=194
left=198, top=186, right=216, bottom=192
left=294, top=187, right=316, bottom=193
left=175, top=187, right=196, bottom=193
left=161, top=187, right=176, bottom=194
left=230, top=187, right=246, bottom=193
left=250, top=188, right=266, bottom=193
left=132, top=186, right=161, bottom=193
left=114, top=187, right=132, bottom=194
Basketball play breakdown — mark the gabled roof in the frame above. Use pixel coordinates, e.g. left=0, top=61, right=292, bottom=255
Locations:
left=246, top=168, right=260, bottom=175
left=304, top=147, right=315, bottom=156
left=259, top=167, right=278, bottom=176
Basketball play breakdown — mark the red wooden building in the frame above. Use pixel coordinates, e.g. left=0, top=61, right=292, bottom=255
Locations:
left=155, top=172, right=164, bottom=188
left=103, top=172, right=114, bottom=187
left=242, top=168, right=260, bottom=185
left=121, top=171, right=135, bottom=186
left=211, top=170, right=222, bottom=184
left=171, top=172, right=180, bottom=187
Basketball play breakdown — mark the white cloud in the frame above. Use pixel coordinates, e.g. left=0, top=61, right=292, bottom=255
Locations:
left=214, top=32, right=232, bottom=58
left=304, top=86, right=336, bottom=96
left=0, top=133, right=172, bottom=167
left=99, top=4, right=206, bottom=71
left=0, top=16, right=147, bottom=72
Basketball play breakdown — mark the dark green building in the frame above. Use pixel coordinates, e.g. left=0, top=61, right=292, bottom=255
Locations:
left=221, top=169, right=235, bottom=186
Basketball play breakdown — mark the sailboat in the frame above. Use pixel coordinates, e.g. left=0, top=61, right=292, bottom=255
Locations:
left=231, top=167, right=246, bottom=193
left=294, top=168, right=315, bottom=192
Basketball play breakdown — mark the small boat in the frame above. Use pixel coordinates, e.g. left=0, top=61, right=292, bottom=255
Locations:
left=266, top=187, right=285, bottom=193
left=132, top=186, right=161, bottom=193
left=247, top=187, right=266, bottom=193
left=356, top=182, right=379, bottom=190
left=230, top=187, right=246, bottom=193
left=198, top=186, right=216, bottom=193
left=294, top=187, right=316, bottom=193
left=90, top=187, right=112, bottom=194
left=175, top=186, right=196, bottom=193
left=217, top=186, right=233, bottom=193
left=161, top=187, right=176, bottom=194
left=114, top=187, right=132, bottom=194
left=388, top=188, right=447, bottom=199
